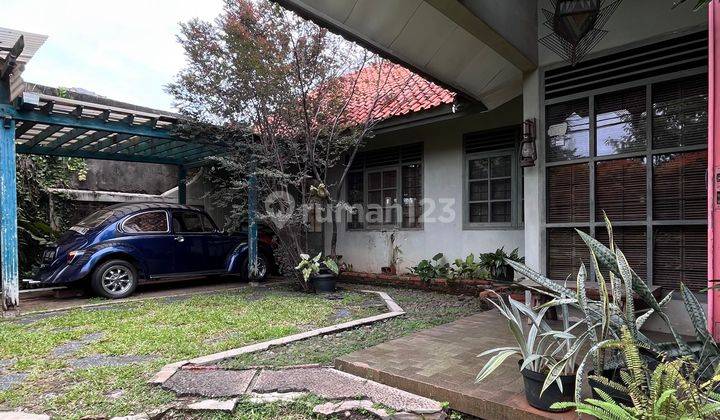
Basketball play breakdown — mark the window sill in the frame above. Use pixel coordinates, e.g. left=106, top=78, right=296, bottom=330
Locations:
left=462, top=223, right=524, bottom=231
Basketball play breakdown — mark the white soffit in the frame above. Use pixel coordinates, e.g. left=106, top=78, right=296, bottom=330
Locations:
left=276, top=0, right=526, bottom=110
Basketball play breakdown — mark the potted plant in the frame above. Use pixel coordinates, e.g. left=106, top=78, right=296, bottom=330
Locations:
left=503, top=214, right=720, bottom=405
left=296, top=253, right=340, bottom=293
left=409, top=253, right=449, bottom=284
left=476, top=291, right=594, bottom=412
left=479, top=247, right=524, bottom=283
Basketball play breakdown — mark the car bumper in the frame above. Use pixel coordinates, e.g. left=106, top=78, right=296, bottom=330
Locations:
left=34, top=263, right=85, bottom=286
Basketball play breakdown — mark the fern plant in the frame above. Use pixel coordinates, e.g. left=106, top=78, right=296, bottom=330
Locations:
left=552, top=327, right=720, bottom=419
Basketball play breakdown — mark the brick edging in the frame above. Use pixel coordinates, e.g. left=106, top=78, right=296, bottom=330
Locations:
left=149, top=290, right=405, bottom=385
left=341, top=271, right=513, bottom=295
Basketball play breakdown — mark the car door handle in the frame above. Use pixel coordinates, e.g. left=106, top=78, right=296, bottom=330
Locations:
left=174, top=236, right=185, bottom=243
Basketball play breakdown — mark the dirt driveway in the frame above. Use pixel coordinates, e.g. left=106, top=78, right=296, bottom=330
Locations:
left=10, top=277, right=283, bottom=315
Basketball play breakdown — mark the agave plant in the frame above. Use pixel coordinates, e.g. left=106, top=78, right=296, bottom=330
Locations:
left=551, top=326, right=720, bottom=419
left=476, top=291, right=598, bottom=395
left=504, top=213, right=720, bottom=402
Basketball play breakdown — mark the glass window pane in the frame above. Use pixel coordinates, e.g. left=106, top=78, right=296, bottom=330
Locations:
left=653, top=74, right=708, bottom=149
left=368, top=172, right=381, bottom=190
left=595, top=157, right=647, bottom=221
left=653, top=150, right=707, bottom=220
left=347, top=172, right=364, bottom=204
left=491, top=179, right=511, bottom=200
left=546, top=99, right=590, bottom=161
left=547, top=163, right=589, bottom=223
left=490, top=201, right=511, bottom=223
left=596, top=226, right=647, bottom=280
left=469, top=181, right=488, bottom=201
left=124, top=211, right=167, bottom=233
left=382, top=189, right=397, bottom=207
left=402, top=164, right=422, bottom=228
left=547, top=228, right=590, bottom=280
left=382, top=170, right=397, bottom=188
left=654, top=225, right=706, bottom=292
left=469, top=203, right=488, bottom=223
left=368, top=191, right=381, bottom=205
left=173, top=211, right=203, bottom=233
left=490, top=155, right=512, bottom=178
left=469, top=159, right=488, bottom=180
left=596, top=87, right=647, bottom=156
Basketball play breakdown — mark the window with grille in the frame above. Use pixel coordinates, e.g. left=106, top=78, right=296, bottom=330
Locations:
left=346, top=143, right=423, bottom=230
left=545, top=72, right=707, bottom=291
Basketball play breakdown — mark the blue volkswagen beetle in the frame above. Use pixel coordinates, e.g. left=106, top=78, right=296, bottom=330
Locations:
left=33, top=202, right=274, bottom=298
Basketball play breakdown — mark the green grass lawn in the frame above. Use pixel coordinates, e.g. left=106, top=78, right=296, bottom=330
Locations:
left=222, top=285, right=488, bottom=369
left=0, top=284, right=381, bottom=419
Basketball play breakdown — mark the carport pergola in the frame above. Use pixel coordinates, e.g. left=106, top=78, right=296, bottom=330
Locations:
left=0, top=32, right=250, bottom=310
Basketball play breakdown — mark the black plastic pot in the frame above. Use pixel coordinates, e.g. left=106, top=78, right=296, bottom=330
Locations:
left=519, top=361, right=575, bottom=412
left=311, top=273, right=337, bottom=293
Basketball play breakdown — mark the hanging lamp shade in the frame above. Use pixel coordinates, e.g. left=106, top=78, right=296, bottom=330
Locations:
left=540, top=0, right=622, bottom=66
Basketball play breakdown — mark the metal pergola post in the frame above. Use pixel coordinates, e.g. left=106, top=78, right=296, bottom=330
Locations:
left=247, top=168, right=258, bottom=280
left=0, top=115, right=18, bottom=310
left=178, top=165, right=187, bottom=205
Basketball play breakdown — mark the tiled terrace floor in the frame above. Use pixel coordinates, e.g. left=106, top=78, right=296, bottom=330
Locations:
left=335, top=310, right=576, bottom=420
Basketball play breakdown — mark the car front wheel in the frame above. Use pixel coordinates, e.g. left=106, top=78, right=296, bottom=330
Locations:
left=91, top=259, right=138, bottom=299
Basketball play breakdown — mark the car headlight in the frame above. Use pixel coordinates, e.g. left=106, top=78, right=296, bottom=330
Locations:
left=67, top=250, right=85, bottom=264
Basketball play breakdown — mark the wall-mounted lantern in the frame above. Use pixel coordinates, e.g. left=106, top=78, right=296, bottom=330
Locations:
left=520, top=118, right=537, bottom=167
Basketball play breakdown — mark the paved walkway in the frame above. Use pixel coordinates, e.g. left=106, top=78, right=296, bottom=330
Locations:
left=161, top=365, right=445, bottom=418
left=335, top=310, right=575, bottom=420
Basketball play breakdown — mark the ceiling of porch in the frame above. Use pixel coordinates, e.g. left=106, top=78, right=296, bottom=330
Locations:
left=274, top=0, right=537, bottom=111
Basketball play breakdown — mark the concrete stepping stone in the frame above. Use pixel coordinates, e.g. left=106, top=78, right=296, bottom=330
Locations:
left=69, top=355, right=155, bottom=369
left=162, top=369, right=256, bottom=397
left=52, top=332, right=105, bottom=357
left=186, top=398, right=238, bottom=412
left=0, top=413, right=50, bottom=420
left=252, top=367, right=443, bottom=414
left=248, top=391, right=307, bottom=403
left=314, top=400, right=390, bottom=419
left=0, top=373, right=27, bottom=391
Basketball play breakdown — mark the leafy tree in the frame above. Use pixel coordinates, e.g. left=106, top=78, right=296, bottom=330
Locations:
left=168, top=0, right=411, bottom=289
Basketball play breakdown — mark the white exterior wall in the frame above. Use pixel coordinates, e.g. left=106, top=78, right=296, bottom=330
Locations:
left=326, top=97, right=524, bottom=273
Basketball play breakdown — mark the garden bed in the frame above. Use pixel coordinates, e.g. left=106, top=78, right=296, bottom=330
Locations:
left=0, top=282, right=384, bottom=419
left=340, top=271, right=524, bottom=298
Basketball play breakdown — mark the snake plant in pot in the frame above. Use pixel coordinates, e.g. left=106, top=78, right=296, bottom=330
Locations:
left=296, top=253, right=340, bottom=292
left=503, top=213, right=720, bottom=406
left=476, top=291, right=598, bottom=412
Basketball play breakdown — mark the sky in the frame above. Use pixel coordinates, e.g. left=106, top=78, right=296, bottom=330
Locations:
left=1, top=0, right=225, bottom=111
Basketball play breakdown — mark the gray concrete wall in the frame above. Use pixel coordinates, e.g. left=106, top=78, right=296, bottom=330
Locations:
left=326, top=97, right=524, bottom=273
left=538, top=0, right=707, bottom=67
left=72, top=159, right=179, bottom=195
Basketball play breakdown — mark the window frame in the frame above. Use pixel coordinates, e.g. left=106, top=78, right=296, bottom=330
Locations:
left=542, top=69, right=709, bottom=292
left=463, top=147, right=523, bottom=230
left=345, top=145, right=424, bottom=232
left=120, top=210, right=170, bottom=234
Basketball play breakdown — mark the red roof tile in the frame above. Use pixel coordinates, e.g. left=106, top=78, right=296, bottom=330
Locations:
left=341, top=63, right=456, bottom=126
